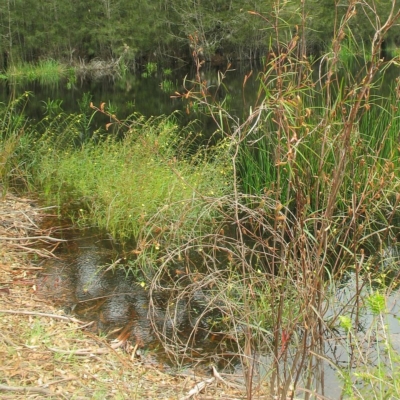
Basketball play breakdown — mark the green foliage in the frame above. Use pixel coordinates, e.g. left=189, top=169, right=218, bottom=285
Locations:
left=1, top=0, right=398, bottom=67
left=339, top=315, right=352, bottom=332
left=0, top=92, right=31, bottom=188
left=5, top=60, right=68, bottom=84
left=162, top=68, right=172, bottom=77
left=66, top=68, right=77, bottom=89
left=160, top=79, right=175, bottom=93
left=142, top=62, right=157, bottom=78
left=366, top=291, right=386, bottom=315
left=6, top=109, right=232, bottom=241
left=41, top=98, right=63, bottom=117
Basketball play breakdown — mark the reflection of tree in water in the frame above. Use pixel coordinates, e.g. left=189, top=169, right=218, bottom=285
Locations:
left=40, top=237, right=217, bottom=349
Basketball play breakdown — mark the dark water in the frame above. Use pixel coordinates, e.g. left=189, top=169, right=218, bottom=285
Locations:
left=36, top=226, right=234, bottom=373
left=1, top=63, right=261, bottom=132
left=2, top=60, right=398, bottom=140
left=36, top=223, right=400, bottom=399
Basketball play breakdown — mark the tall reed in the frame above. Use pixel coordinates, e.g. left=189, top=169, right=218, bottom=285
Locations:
left=134, top=1, right=400, bottom=399
left=0, top=92, right=31, bottom=190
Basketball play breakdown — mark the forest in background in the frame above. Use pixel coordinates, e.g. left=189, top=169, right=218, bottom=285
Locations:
left=1, top=0, right=400, bottom=69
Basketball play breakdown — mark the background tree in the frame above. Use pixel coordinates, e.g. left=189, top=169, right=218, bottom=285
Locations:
left=0, top=0, right=398, bottom=67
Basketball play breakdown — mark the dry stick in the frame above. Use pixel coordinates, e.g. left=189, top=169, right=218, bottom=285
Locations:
left=10, top=265, right=43, bottom=270
left=82, top=330, right=132, bottom=370
left=20, top=210, right=40, bottom=229
left=212, top=366, right=244, bottom=390
left=295, top=387, right=332, bottom=400
left=47, top=347, right=109, bottom=355
left=0, top=235, right=66, bottom=242
left=0, top=331, right=20, bottom=347
left=0, top=384, right=55, bottom=396
left=10, top=244, right=60, bottom=259
left=179, top=377, right=216, bottom=400
left=180, top=366, right=244, bottom=400
left=0, top=309, right=84, bottom=324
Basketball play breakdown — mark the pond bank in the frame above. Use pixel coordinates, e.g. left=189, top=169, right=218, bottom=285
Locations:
left=0, top=189, right=249, bottom=399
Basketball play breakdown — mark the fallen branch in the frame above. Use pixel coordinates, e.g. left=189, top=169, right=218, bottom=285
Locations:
left=0, top=309, right=84, bottom=324
left=0, top=384, right=55, bottom=396
left=212, top=366, right=244, bottom=390
left=0, top=235, right=66, bottom=242
left=10, top=265, right=44, bottom=270
left=20, top=210, right=40, bottom=229
left=179, top=377, right=215, bottom=400
left=10, top=243, right=61, bottom=258
left=47, top=347, right=109, bottom=355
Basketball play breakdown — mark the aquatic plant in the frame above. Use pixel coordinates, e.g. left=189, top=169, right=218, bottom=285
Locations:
left=41, top=98, right=63, bottom=117
left=141, top=62, right=157, bottom=78
left=162, top=68, right=172, bottom=77
left=10, top=104, right=232, bottom=242
left=5, top=60, right=68, bottom=84
left=66, top=68, right=77, bottom=90
left=160, top=79, right=175, bottom=93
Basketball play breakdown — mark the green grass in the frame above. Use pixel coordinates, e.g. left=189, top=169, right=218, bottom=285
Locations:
left=0, top=104, right=232, bottom=241
left=0, top=93, right=31, bottom=190
left=5, top=59, right=70, bottom=84
left=160, top=79, right=176, bottom=93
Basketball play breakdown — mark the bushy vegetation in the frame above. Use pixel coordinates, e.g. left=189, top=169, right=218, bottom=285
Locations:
left=1, top=1, right=400, bottom=399
left=0, top=100, right=232, bottom=241
left=135, top=3, right=400, bottom=398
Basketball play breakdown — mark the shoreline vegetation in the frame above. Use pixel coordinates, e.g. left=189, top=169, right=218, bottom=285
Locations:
left=1, top=1, right=400, bottom=398
left=0, top=190, right=243, bottom=399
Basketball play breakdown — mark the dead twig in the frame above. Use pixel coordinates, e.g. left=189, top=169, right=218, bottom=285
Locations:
left=10, top=243, right=61, bottom=258
left=0, top=384, right=55, bottom=396
left=0, top=235, right=66, bottom=242
left=47, top=347, right=109, bottom=355
left=0, top=309, right=85, bottom=324
left=212, top=366, right=244, bottom=390
left=179, top=377, right=215, bottom=400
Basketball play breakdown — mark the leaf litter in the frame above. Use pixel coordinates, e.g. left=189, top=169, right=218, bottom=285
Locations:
left=0, top=189, right=250, bottom=399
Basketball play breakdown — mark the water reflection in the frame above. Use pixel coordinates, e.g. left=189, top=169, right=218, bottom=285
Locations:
left=37, top=229, right=225, bottom=353
left=1, top=63, right=259, bottom=130
left=36, top=225, right=400, bottom=398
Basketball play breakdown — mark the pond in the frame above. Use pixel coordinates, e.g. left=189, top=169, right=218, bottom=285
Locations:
left=36, top=225, right=237, bottom=371
left=1, top=59, right=398, bottom=132
left=35, top=221, right=400, bottom=399
left=1, top=62, right=261, bottom=134
left=7, top=59, right=400, bottom=398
